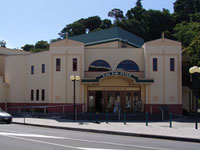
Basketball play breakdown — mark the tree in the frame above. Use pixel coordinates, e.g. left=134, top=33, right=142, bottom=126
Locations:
left=136, top=0, right=142, bottom=7
left=108, top=8, right=124, bottom=24
left=126, top=5, right=146, bottom=21
left=182, top=34, right=200, bottom=87
left=118, top=18, right=145, bottom=39
left=35, top=40, right=49, bottom=50
left=100, top=19, right=112, bottom=29
left=123, top=0, right=146, bottom=38
left=173, top=22, right=200, bottom=48
left=173, top=0, right=200, bottom=23
left=189, top=13, right=200, bottom=22
left=84, top=16, right=102, bottom=32
left=184, top=35, right=200, bottom=66
left=0, top=40, right=6, bottom=47
left=142, top=9, right=174, bottom=41
left=59, top=21, right=86, bottom=39
left=21, top=44, right=34, bottom=51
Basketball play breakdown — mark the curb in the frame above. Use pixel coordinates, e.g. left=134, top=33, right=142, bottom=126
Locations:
left=12, top=122, right=200, bottom=143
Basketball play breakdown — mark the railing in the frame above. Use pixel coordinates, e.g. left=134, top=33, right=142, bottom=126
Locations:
left=7, top=104, right=85, bottom=117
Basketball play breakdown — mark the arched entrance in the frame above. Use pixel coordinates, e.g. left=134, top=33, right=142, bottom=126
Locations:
left=82, top=71, right=153, bottom=113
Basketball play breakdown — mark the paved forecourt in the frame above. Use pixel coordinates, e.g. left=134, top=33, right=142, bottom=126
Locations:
left=12, top=117, right=200, bottom=142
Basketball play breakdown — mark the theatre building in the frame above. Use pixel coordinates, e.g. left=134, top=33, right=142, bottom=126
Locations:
left=0, top=27, right=182, bottom=114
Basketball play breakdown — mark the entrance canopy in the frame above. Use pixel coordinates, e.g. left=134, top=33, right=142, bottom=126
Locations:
left=82, top=71, right=154, bottom=84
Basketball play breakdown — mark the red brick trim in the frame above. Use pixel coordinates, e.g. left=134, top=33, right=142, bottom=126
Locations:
left=144, top=104, right=182, bottom=115
left=0, top=103, right=5, bottom=110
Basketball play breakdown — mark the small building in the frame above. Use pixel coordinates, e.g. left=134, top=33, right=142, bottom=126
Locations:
left=0, top=27, right=182, bottom=114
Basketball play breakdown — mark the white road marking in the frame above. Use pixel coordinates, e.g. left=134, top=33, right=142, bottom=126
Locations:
left=0, top=129, right=25, bottom=133
left=0, top=132, right=65, bottom=139
left=3, top=135, right=119, bottom=150
left=0, top=130, right=173, bottom=150
left=78, top=148, right=120, bottom=150
left=60, top=137, right=173, bottom=150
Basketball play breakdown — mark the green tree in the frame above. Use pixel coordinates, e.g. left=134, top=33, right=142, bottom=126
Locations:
left=184, top=35, right=200, bottom=66
left=118, top=18, right=145, bottom=39
left=123, top=0, right=146, bottom=38
left=108, top=8, right=124, bottom=24
left=173, top=22, right=200, bottom=47
left=189, top=13, right=200, bottom=22
left=174, top=0, right=200, bottom=23
left=35, top=40, right=49, bottom=50
left=21, top=44, right=34, bottom=51
left=136, top=0, right=142, bottom=7
left=182, top=35, right=200, bottom=86
left=84, top=16, right=102, bottom=32
left=59, top=21, right=86, bottom=39
left=126, top=0, right=145, bottom=21
left=142, top=9, right=174, bottom=41
left=100, top=19, right=112, bottom=29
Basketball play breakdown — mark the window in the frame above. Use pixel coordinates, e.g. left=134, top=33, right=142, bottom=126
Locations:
left=170, top=58, right=175, bottom=71
left=116, top=60, right=139, bottom=72
left=42, top=64, right=45, bottom=73
left=73, top=58, right=77, bottom=71
left=42, top=89, right=45, bottom=101
left=153, top=58, right=157, bottom=71
left=31, top=65, right=34, bottom=74
left=36, top=89, right=39, bottom=101
left=56, top=58, right=61, bottom=71
left=89, top=60, right=111, bottom=72
left=31, top=90, right=34, bottom=101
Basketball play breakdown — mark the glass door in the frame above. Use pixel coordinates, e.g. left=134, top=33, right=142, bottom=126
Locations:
left=88, top=91, right=95, bottom=112
left=125, top=92, right=132, bottom=112
left=133, top=92, right=142, bottom=112
left=107, top=91, right=114, bottom=112
left=113, top=92, right=120, bottom=113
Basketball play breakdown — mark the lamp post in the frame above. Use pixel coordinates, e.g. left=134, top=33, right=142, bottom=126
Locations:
left=189, top=66, right=200, bottom=129
left=70, top=75, right=80, bottom=120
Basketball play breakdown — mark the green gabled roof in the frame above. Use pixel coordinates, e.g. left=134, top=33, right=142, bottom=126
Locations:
left=68, top=27, right=144, bottom=48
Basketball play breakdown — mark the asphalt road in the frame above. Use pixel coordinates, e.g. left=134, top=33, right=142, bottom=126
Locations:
left=0, top=123, right=199, bottom=150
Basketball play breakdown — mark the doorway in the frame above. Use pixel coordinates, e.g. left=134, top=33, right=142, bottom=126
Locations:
left=95, top=91, right=102, bottom=112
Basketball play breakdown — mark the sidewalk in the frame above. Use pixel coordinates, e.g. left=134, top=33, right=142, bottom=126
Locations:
left=12, top=117, right=200, bottom=143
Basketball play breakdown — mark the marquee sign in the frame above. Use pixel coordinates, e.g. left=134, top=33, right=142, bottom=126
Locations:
left=82, top=71, right=154, bottom=84
left=98, top=71, right=133, bottom=79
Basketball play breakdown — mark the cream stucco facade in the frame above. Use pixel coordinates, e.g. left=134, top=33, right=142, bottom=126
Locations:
left=0, top=29, right=183, bottom=114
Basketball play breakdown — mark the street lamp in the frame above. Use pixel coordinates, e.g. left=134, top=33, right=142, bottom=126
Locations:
left=70, top=75, right=80, bottom=120
left=189, top=66, right=200, bottom=129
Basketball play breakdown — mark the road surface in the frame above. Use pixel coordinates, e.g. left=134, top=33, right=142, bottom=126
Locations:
left=0, top=123, right=199, bottom=150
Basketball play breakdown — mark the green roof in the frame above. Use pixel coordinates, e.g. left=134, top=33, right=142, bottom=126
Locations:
left=69, top=27, right=144, bottom=48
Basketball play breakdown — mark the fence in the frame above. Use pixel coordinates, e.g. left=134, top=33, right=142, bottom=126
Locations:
left=7, top=104, right=84, bottom=117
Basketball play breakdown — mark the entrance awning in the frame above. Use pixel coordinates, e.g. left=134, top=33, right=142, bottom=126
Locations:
left=82, top=71, right=154, bottom=84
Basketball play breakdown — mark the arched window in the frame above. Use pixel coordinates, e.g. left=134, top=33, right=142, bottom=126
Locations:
left=116, top=60, right=139, bottom=72
left=88, top=60, right=111, bottom=72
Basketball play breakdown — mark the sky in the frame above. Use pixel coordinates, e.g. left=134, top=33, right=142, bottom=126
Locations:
left=0, top=0, right=176, bottom=49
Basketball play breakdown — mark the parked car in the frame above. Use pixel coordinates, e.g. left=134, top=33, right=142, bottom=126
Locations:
left=0, top=108, right=12, bottom=124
